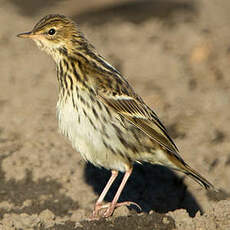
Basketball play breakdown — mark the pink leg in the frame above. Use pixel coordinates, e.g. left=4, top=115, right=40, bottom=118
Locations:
left=103, top=167, right=141, bottom=218
left=90, top=170, right=118, bottom=219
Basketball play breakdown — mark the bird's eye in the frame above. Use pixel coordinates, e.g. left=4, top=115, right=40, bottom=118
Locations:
left=48, top=28, right=56, bottom=35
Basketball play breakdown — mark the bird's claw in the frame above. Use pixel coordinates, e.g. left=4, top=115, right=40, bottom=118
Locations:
left=89, top=201, right=142, bottom=220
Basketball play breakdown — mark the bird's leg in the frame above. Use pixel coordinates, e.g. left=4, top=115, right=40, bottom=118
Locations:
left=103, top=167, right=141, bottom=218
left=90, top=170, right=118, bottom=219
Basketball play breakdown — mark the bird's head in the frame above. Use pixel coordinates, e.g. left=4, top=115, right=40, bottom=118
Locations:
left=17, top=14, right=85, bottom=61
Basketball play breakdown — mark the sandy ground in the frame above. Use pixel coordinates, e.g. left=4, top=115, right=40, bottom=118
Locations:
left=0, top=0, right=230, bottom=229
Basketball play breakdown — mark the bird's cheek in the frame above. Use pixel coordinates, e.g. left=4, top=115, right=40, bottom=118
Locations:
left=33, top=39, right=44, bottom=49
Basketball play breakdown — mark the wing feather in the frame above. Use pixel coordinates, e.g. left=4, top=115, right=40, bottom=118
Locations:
left=98, top=92, right=180, bottom=156
left=89, top=61, right=180, bottom=157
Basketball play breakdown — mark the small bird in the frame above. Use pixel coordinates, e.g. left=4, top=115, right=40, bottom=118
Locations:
left=17, top=14, right=214, bottom=219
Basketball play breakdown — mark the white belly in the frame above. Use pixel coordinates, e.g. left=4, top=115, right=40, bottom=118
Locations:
left=56, top=90, right=130, bottom=171
left=56, top=90, right=177, bottom=172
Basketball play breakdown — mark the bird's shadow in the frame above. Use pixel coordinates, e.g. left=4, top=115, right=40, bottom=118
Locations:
left=84, top=162, right=202, bottom=217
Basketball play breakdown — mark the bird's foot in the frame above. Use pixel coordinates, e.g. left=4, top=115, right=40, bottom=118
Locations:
left=89, top=201, right=141, bottom=220
left=102, top=201, right=141, bottom=218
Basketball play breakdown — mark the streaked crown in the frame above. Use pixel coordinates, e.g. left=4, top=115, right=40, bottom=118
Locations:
left=17, top=14, right=87, bottom=60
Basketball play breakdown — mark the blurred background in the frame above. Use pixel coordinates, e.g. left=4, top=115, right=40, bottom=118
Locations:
left=0, top=0, right=230, bottom=229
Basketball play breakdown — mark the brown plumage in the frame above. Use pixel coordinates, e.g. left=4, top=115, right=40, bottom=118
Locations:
left=17, top=14, right=215, bottom=219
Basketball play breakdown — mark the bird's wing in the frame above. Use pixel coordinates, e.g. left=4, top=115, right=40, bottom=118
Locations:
left=95, top=74, right=181, bottom=157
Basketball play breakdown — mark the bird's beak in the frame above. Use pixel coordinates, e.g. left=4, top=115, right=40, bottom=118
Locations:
left=17, top=31, right=34, bottom=39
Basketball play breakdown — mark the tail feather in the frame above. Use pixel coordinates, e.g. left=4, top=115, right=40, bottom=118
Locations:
left=166, top=151, right=216, bottom=191
left=183, top=163, right=216, bottom=191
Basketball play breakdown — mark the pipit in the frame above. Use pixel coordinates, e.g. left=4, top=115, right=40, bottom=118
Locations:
left=17, top=14, right=215, bottom=219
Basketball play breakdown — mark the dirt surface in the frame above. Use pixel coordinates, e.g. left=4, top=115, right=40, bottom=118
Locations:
left=0, top=0, right=230, bottom=229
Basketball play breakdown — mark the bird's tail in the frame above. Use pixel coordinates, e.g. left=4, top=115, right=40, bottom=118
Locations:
left=166, top=151, right=216, bottom=191
left=182, top=163, right=216, bottom=191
